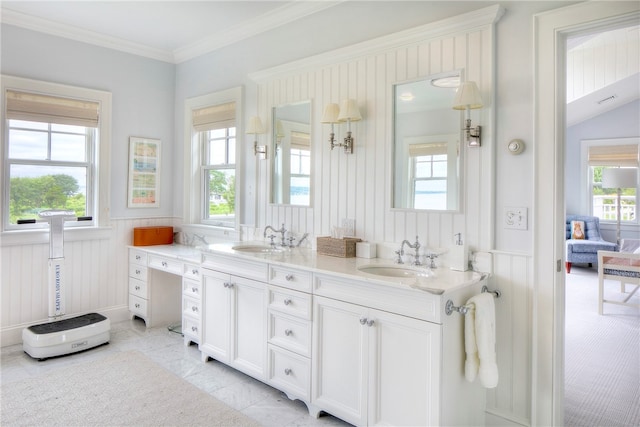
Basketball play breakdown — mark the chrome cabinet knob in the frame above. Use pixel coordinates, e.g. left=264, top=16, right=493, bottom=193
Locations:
left=284, top=368, right=292, bottom=376
left=283, top=298, right=292, bottom=306
left=284, top=329, right=293, bottom=336
left=135, top=255, right=141, bottom=260
left=192, top=287, right=198, bottom=293
left=135, top=303, right=140, bottom=308
left=285, top=274, right=294, bottom=281
left=367, top=319, right=375, bottom=327
left=135, top=269, right=141, bottom=275
left=192, top=306, right=198, bottom=312
left=135, top=285, right=140, bottom=291
left=359, top=317, right=367, bottom=325
left=162, top=261, right=168, bottom=267
left=191, top=326, right=198, bottom=332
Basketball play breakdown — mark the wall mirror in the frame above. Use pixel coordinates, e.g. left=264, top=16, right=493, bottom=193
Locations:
left=393, top=71, right=462, bottom=211
left=271, top=100, right=312, bottom=206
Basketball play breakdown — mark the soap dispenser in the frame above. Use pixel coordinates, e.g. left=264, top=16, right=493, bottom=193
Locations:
left=450, top=233, right=469, bottom=271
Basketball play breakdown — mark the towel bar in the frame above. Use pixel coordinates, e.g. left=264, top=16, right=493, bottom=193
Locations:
left=481, top=285, right=501, bottom=298
left=446, top=286, right=501, bottom=316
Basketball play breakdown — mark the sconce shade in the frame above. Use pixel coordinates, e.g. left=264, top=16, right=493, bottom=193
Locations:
left=602, top=167, right=637, bottom=189
left=337, top=99, right=362, bottom=122
left=321, top=103, right=340, bottom=124
left=246, top=116, right=265, bottom=134
left=452, top=81, right=483, bottom=110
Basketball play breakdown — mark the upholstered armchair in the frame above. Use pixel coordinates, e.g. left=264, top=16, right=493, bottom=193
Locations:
left=566, top=214, right=617, bottom=273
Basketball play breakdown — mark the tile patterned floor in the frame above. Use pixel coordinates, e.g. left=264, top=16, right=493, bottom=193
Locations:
left=0, top=318, right=352, bottom=427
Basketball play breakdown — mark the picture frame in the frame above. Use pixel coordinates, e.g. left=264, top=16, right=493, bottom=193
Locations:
left=127, top=137, right=160, bottom=208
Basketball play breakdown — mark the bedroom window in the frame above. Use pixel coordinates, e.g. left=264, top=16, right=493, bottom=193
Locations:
left=587, top=141, right=639, bottom=224
left=1, top=77, right=111, bottom=233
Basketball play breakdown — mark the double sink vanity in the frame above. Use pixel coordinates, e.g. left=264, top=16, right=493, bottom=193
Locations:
left=128, top=240, right=488, bottom=426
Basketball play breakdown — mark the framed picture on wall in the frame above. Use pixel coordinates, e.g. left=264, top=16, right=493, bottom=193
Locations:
left=127, top=137, right=160, bottom=208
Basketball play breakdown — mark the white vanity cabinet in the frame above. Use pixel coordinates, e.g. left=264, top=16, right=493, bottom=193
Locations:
left=182, top=263, right=202, bottom=346
left=311, top=273, right=484, bottom=427
left=200, top=254, right=268, bottom=380
left=266, top=265, right=313, bottom=403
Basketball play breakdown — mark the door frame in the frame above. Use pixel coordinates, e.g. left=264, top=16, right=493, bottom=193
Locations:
left=533, top=2, right=640, bottom=426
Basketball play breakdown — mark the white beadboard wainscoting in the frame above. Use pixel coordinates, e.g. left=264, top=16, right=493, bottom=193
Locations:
left=251, top=5, right=502, bottom=253
left=487, top=251, right=534, bottom=426
left=0, top=217, right=178, bottom=346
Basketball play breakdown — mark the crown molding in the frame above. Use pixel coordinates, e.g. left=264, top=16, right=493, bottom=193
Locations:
left=1, top=1, right=344, bottom=64
left=173, top=1, right=343, bottom=63
left=249, top=4, right=506, bottom=82
left=1, top=8, right=175, bottom=63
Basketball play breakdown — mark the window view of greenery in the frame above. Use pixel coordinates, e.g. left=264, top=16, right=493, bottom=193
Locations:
left=203, top=127, right=236, bottom=225
left=592, top=166, right=637, bottom=221
left=7, top=120, right=91, bottom=225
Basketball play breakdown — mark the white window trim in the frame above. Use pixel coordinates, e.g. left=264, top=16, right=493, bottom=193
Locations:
left=1, top=75, right=112, bottom=244
left=580, top=137, right=640, bottom=222
left=183, top=87, right=243, bottom=230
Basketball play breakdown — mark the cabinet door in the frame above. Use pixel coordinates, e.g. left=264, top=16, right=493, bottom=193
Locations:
left=201, top=269, right=231, bottom=363
left=312, top=296, right=368, bottom=426
left=367, top=309, right=441, bottom=427
left=230, top=276, right=267, bottom=380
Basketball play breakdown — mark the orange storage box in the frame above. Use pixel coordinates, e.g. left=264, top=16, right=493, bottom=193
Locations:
left=133, top=226, right=174, bottom=246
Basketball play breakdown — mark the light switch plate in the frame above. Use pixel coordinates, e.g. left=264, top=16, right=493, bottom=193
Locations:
left=504, top=207, right=528, bottom=230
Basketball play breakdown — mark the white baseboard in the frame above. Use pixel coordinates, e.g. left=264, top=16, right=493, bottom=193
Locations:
left=1, top=305, right=129, bottom=347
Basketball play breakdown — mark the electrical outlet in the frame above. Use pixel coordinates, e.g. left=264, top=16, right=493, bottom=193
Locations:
left=342, top=218, right=355, bottom=236
left=504, top=207, right=527, bottom=230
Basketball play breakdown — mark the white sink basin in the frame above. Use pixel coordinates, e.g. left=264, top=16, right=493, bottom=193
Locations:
left=358, top=264, right=428, bottom=278
left=231, top=244, right=284, bottom=254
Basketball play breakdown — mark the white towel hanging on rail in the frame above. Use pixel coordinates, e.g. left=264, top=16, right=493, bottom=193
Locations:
left=464, top=292, right=499, bottom=388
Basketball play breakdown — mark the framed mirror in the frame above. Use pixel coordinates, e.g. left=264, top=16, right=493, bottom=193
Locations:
left=271, top=100, right=312, bottom=206
left=393, top=71, right=462, bottom=211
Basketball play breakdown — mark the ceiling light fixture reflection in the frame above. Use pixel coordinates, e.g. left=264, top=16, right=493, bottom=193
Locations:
left=431, top=76, right=460, bottom=88
left=399, top=92, right=415, bottom=102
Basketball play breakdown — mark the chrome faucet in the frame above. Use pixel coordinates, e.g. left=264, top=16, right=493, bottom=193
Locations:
left=263, top=223, right=287, bottom=246
left=397, top=236, right=422, bottom=266
left=296, top=232, right=309, bottom=247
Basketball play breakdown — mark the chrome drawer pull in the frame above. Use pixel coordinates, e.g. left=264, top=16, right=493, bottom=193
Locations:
left=284, top=329, right=293, bottom=336
left=285, top=274, right=294, bottom=281
left=359, top=317, right=367, bottom=325
left=191, top=326, right=198, bottom=332
left=192, top=287, right=198, bottom=293
left=162, top=261, right=168, bottom=267
left=135, top=303, right=140, bottom=308
left=367, top=319, right=375, bottom=327
left=135, top=255, right=141, bottom=260
left=192, top=269, right=199, bottom=275
left=284, top=368, right=292, bottom=376
left=192, top=306, right=198, bottom=312
left=135, top=269, right=141, bottom=275
left=135, top=285, right=140, bottom=291
left=283, top=298, right=292, bottom=306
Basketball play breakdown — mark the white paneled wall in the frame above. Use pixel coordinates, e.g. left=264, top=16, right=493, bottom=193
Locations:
left=0, top=217, right=177, bottom=345
left=252, top=7, right=498, bottom=253
left=567, top=25, right=640, bottom=102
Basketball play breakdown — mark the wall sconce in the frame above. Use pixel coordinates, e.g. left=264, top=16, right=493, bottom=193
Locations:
left=246, top=116, right=267, bottom=159
left=321, top=99, right=362, bottom=154
left=452, top=81, right=483, bottom=147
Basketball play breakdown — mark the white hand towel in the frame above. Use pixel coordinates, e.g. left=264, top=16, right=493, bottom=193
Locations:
left=464, top=292, right=499, bottom=388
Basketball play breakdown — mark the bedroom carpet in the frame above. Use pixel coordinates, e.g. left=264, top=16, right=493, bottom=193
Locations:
left=564, top=266, right=640, bottom=427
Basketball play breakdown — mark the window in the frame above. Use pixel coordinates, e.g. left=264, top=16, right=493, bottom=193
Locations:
left=289, top=131, right=310, bottom=206
left=586, top=140, right=639, bottom=224
left=184, top=87, right=242, bottom=229
left=2, top=77, right=111, bottom=233
left=409, top=142, right=448, bottom=210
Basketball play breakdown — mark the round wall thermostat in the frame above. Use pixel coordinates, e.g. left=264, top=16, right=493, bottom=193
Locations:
left=508, top=139, right=525, bottom=155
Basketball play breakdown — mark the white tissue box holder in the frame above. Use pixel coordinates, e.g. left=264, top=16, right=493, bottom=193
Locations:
left=356, top=242, right=377, bottom=258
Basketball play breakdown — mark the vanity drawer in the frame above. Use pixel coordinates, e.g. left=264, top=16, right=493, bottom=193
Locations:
left=129, top=263, right=148, bottom=281
left=269, top=265, right=312, bottom=292
left=202, top=253, right=268, bottom=282
left=129, top=249, right=148, bottom=265
left=148, top=255, right=183, bottom=275
left=128, top=277, right=148, bottom=299
left=182, top=315, right=200, bottom=340
left=182, top=278, right=201, bottom=300
left=268, top=286, right=311, bottom=319
left=183, top=263, right=201, bottom=281
left=268, top=311, right=311, bottom=357
left=182, top=295, right=201, bottom=319
left=267, top=344, right=310, bottom=402
left=129, top=294, right=148, bottom=318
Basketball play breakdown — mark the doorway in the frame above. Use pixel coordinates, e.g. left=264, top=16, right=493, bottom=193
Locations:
left=533, top=2, right=640, bottom=426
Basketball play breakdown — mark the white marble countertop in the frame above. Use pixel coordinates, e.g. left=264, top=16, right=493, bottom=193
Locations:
left=130, top=241, right=486, bottom=295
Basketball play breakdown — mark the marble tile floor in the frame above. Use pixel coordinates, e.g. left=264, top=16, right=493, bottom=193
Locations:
left=0, top=318, right=352, bottom=427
